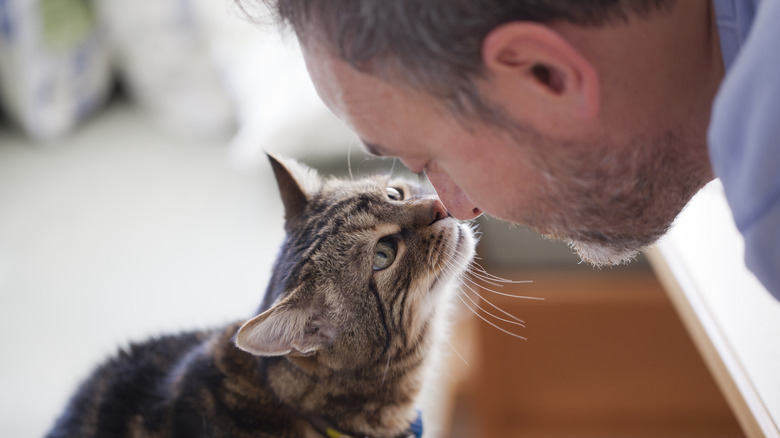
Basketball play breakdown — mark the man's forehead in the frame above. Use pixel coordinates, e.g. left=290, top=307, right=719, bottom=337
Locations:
left=299, top=40, right=356, bottom=112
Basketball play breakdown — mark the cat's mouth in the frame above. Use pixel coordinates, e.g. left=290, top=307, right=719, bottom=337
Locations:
left=428, top=221, right=475, bottom=291
left=452, top=223, right=475, bottom=266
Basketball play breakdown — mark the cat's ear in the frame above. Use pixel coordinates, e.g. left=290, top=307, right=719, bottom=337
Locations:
left=234, top=291, right=336, bottom=357
left=267, top=153, right=321, bottom=227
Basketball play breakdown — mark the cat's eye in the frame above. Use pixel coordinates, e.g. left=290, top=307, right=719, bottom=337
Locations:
left=373, top=238, right=397, bottom=271
left=386, top=187, right=403, bottom=201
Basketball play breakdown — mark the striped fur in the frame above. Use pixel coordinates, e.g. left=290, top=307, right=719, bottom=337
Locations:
left=46, top=155, right=475, bottom=438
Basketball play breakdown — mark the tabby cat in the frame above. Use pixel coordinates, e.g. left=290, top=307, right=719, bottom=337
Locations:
left=46, top=154, right=476, bottom=438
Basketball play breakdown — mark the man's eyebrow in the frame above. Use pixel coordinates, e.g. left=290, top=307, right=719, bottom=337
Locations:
left=360, top=140, right=386, bottom=157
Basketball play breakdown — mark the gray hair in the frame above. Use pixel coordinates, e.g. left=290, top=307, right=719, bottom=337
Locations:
left=240, top=0, right=675, bottom=125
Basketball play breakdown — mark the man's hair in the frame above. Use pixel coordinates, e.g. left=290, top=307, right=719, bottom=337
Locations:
left=241, top=0, right=674, bottom=124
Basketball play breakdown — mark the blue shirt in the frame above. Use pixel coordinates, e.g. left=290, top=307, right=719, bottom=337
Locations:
left=710, top=0, right=780, bottom=300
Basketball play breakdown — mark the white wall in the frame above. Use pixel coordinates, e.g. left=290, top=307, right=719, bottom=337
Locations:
left=0, top=102, right=287, bottom=437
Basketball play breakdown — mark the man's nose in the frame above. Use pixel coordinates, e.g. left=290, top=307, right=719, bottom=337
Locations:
left=425, top=170, right=482, bottom=220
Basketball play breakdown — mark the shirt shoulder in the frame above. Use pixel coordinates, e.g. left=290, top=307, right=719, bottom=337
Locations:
left=709, top=0, right=780, bottom=300
left=712, top=0, right=758, bottom=71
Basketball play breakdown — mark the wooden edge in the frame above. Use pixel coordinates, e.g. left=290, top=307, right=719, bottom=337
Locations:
left=647, top=244, right=778, bottom=438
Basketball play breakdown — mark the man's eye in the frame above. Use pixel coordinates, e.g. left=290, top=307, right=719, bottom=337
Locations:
left=387, top=187, right=403, bottom=201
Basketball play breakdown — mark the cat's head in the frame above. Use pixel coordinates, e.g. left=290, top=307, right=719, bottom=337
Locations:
left=235, top=154, right=475, bottom=371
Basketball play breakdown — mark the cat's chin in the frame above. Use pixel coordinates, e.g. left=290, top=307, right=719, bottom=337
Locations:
left=434, top=221, right=477, bottom=286
left=453, top=222, right=477, bottom=268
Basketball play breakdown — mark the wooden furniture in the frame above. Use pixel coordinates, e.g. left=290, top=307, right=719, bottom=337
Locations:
left=443, top=270, right=742, bottom=437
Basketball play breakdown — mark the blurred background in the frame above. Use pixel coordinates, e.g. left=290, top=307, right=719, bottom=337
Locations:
left=0, top=1, right=743, bottom=437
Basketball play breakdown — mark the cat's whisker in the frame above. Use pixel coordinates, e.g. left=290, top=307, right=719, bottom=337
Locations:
left=438, top=256, right=525, bottom=325
left=440, top=254, right=523, bottom=296
left=438, top=257, right=527, bottom=327
left=468, top=260, right=533, bottom=284
left=470, top=262, right=495, bottom=276
left=466, top=271, right=526, bottom=289
left=446, top=243, right=476, bottom=268
left=463, top=275, right=542, bottom=300
left=347, top=137, right=356, bottom=181
left=439, top=252, right=468, bottom=282
left=456, top=293, right=527, bottom=341
left=467, top=268, right=521, bottom=284
left=460, top=281, right=526, bottom=325
left=438, top=254, right=532, bottom=332
left=446, top=338, right=470, bottom=368
left=458, top=283, right=526, bottom=328
left=465, top=272, right=510, bottom=288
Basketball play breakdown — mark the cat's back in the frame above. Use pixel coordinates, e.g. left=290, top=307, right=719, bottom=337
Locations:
left=46, top=329, right=210, bottom=438
left=47, top=322, right=302, bottom=438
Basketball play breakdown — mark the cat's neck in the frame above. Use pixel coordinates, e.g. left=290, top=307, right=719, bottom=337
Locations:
left=216, top=322, right=427, bottom=437
left=261, top=354, right=423, bottom=437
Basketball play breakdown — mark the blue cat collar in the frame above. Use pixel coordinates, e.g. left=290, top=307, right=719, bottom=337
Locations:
left=321, top=409, right=423, bottom=438
left=406, top=409, right=424, bottom=438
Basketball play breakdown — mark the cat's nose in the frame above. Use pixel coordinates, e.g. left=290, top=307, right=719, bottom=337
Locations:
left=429, top=198, right=451, bottom=225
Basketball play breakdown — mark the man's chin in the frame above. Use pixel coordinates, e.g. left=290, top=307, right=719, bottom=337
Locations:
left=566, top=238, right=643, bottom=267
left=540, top=223, right=666, bottom=267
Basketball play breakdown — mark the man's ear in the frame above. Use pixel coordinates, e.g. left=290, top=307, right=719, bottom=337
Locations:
left=234, top=289, right=337, bottom=357
left=481, top=22, right=600, bottom=121
left=266, top=153, right=322, bottom=231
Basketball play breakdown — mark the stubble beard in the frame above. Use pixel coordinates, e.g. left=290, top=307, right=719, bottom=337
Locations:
left=516, top=129, right=710, bottom=267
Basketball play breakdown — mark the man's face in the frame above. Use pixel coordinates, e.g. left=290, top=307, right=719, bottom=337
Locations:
left=299, top=40, right=703, bottom=266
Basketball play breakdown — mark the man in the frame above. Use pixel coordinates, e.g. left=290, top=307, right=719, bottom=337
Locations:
left=245, top=0, right=779, bottom=300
